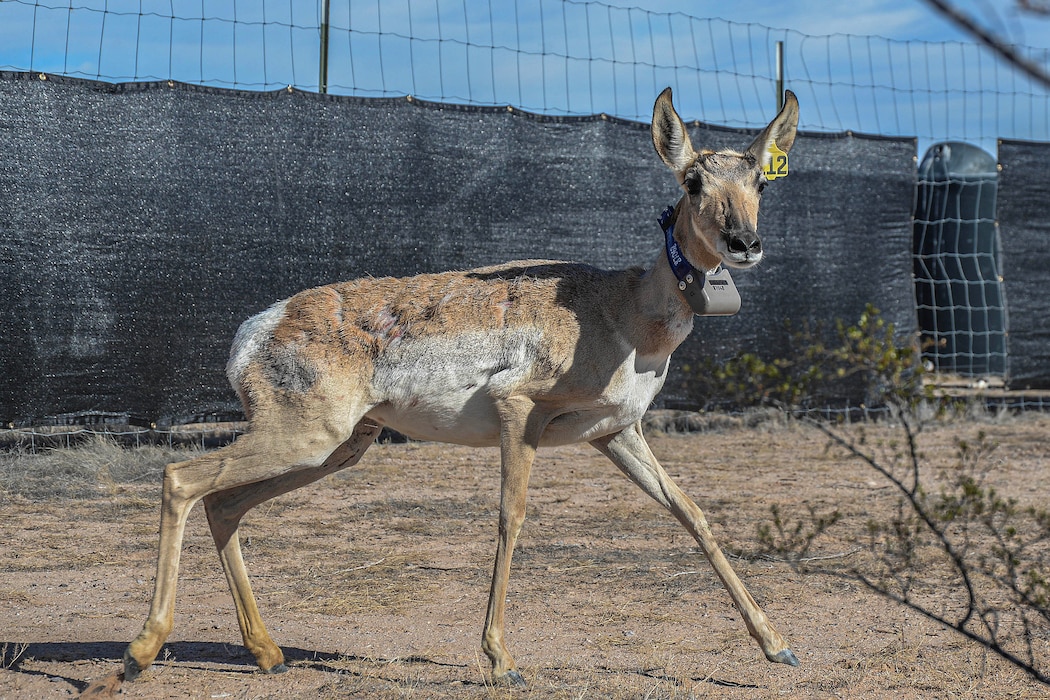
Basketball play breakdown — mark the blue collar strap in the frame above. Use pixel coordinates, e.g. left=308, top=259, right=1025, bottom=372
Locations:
left=659, top=205, right=709, bottom=315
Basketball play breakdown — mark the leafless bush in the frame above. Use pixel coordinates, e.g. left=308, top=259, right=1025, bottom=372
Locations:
left=808, top=419, right=1050, bottom=685
left=741, top=307, right=1050, bottom=686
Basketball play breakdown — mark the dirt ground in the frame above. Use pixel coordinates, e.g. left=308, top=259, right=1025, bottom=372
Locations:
left=1, top=411, right=1049, bottom=699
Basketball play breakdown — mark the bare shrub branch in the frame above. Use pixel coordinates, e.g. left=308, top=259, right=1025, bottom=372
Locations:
left=923, top=0, right=1050, bottom=88
left=718, top=307, right=1050, bottom=686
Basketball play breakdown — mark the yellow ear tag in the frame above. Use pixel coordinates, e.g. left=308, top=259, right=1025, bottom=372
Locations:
left=763, top=141, right=788, bottom=181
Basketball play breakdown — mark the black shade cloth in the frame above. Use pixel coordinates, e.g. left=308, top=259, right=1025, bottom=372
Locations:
left=998, top=140, right=1050, bottom=390
left=0, top=73, right=918, bottom=423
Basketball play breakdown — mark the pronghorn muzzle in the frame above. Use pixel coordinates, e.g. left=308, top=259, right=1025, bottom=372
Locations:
left=723, top=227, right=763, bottom=266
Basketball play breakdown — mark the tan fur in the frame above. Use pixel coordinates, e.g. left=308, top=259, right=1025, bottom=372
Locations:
left=124, top=88, right=801, bottom=686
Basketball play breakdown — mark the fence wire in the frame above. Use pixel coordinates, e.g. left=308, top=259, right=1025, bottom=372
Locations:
left=1, top=0, right=1048, bottom=430
left=1, top=0, right=1047, bottom=154
left=5, top=392, right=1050, bottom=454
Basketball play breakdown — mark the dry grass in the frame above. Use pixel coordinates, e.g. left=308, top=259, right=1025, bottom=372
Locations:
left=275, top=551, right=448, bottom=617
left=0, top=435, right=202, bottom=502
left=0, top=642, right=29, bottom=671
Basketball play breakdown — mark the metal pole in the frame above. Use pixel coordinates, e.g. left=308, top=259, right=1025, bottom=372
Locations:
left=775, top=41, right=784, bottom=111
left=319, top=0, right=331, bottom=94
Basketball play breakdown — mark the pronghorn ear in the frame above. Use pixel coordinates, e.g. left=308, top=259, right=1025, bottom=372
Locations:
left=746, top=90, right=799, bottom=168
left=651, top=87, right=697, bottom=174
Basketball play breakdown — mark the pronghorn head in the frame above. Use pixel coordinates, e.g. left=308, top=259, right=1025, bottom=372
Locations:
left=651, top=87, right=799, bottom=271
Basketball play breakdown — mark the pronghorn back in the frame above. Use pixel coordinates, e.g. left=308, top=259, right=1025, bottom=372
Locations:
left=228, top=259, right=682, bottom=447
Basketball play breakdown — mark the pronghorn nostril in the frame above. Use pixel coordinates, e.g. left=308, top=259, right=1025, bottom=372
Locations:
left=728, top=236, right=749, bottom=254
left=727, top=234, right=761, bottom=255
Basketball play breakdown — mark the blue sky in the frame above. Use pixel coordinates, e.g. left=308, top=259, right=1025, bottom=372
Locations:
left=1, top=0, right=1048, bottom=153
left=672, top=0, right=1050, bottom=47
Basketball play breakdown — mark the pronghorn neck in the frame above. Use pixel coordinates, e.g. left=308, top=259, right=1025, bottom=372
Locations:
left=660, top=201, right=743, bottom=317
left=634, top=206, right=699, bottom=351
left=668, top=197, right=723, bottom=273
left=659, top=204, right=705, bottom=305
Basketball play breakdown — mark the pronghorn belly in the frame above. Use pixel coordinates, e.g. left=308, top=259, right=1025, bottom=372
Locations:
left=366, top=340, right=670, bottom=448
left=366, top=396, right=503, bottom=447
left=364, top=331, right=535, bottom=447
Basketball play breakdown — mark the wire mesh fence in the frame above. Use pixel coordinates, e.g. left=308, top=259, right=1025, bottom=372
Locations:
left=1, top=0, right=1048, bottom=433
left=6, top=391, right=1050, bottom=454
left=0, top=424, right=246, bottom=452
left=2, top=0, right=1047, bottom=152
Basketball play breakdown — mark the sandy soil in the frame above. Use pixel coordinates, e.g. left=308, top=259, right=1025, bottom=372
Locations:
left=1, top=412, right=1049, bottom=699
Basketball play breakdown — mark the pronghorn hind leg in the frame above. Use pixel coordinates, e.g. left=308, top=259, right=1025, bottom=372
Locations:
left=123, top=461, right=197, bottom=681
left=204, top=502, right=287, bottom=674
left=202, top=420, right=382, bottom=674
left=123, top=421, right=364, bottom=680
left=590, top=423, right=798, bottom=667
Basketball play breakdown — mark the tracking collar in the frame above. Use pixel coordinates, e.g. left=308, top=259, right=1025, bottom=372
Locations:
left=658, top=205, right=741, bottom=317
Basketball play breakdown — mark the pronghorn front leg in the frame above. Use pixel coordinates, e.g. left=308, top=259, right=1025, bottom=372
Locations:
left=481, top=398, right=548, bottom=687
left=591, top=422, right=798, bottom=666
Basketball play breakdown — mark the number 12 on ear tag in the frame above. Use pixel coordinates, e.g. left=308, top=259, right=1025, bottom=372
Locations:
left=764, top=141, right=788, bottom=181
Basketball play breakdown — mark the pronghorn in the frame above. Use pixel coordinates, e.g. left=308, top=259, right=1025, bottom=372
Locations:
left=124, top=87, right=800, bottom=686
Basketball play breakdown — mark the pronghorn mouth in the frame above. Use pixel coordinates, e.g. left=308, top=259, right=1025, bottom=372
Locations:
left=721, top=250, right=763, bottom=269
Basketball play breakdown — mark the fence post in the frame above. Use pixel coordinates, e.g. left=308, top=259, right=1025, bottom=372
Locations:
left=776, top=41, right=784, bottom=111
left=319, top=0, right=331, bottom=94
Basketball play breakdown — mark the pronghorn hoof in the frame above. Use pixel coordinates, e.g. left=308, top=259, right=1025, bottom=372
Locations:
left=260, top=662, right=289, bottom=674
left=766, top=648, right=800, bottom=667
left=122, top=651, right=145, bottom=682
left=496, top=669, right=527, bottom=687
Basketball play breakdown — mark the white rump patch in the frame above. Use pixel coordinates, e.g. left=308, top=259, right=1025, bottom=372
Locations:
left=226, top=299, right=289, bottom=389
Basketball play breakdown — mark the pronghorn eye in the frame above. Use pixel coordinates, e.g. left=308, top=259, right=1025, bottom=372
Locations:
left=684, top=175, right=702, bottom=196
left=757, top=180, right=767, bottom=195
